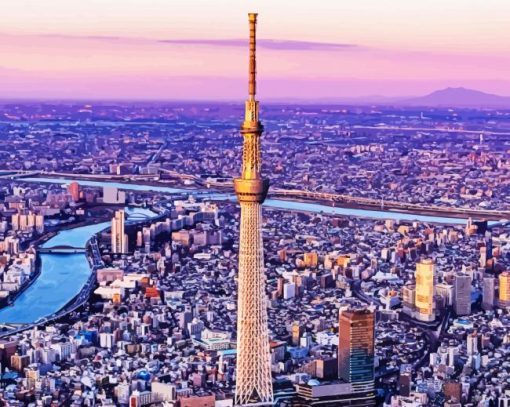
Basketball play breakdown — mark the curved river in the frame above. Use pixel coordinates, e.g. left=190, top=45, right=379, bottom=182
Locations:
left=0, top=207, right=157, bottom=324
left=0, top=177, right=474, bottom=324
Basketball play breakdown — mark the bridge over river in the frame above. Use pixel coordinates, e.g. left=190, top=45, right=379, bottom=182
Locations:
left=0, top=207, right=158, bottom=326
left=38, top=245, right=86, bottom=254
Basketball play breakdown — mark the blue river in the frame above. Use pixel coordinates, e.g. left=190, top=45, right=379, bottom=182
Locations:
left=0, top=207, right=157, bottom=324
left=0, top=177, right=477, bottom=324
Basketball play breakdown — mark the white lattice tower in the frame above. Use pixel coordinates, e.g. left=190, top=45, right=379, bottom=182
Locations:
left=233, top=13, right=274, bottom=407
left=235, top=202, right=273, bottom=405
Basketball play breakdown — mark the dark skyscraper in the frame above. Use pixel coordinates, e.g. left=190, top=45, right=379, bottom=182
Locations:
left=338, top=308, right=375, bottom=393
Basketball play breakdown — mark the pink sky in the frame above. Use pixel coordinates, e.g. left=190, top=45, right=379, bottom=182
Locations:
left=1, top=0, right=509, bottom=100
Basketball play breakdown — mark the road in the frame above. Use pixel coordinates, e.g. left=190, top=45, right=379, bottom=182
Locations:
left=270, top=189, right=510, bottom=220
left=352, top=125, right=510, bottom=137
left=10, top=170, right=509, bottom=221
left=148, top=142, right=166, bottom=165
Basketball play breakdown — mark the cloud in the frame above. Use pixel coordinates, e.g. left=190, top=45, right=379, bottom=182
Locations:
left=7, top=33, right=358, bottom=51
left=158, top=38, right=358, bottom=51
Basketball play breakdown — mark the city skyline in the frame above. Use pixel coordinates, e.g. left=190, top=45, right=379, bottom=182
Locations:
left=0, top=3, right=510, bottom=407
left=1, top=0, right=509, bottom=99
left=0, top=75, right=509, bottom=406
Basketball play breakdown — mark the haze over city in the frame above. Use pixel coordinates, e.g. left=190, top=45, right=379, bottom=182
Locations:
left=1, top=0, right=510, bottom=99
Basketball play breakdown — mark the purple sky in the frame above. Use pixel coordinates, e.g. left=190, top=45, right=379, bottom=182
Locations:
left=1, top=0, right=509, bottom=100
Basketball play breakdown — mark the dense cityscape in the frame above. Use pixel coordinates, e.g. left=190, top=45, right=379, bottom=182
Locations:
left=1, top=3, right=510, bottom=407
left=1, top=102, right=509, bottom=213
left=0, top=94, right=508, bottom=406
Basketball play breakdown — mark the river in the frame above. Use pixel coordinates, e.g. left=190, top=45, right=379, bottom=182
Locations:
left=23, top=177, right=470, bottom=225
left=0, top=177, right=474, bottom=324
left=0, top=207, right=157, bottom=324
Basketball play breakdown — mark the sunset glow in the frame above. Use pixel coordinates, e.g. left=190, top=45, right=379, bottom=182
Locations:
left=1, top=0, right=509, bottom=99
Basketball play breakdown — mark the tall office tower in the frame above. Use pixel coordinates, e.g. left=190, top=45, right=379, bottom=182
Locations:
left=11, top=213, right=20, bottom=231
left=338, top=308, right=376, bottom=393
left=234, top=13, right=273, bottom=406
left=35, top=214, right=44, bottom=234
left=479, top=246, right=488, bottom=268
left=466, top=331, right=479, bottom=355
left=454, top=274, right=472, bottom=316
left=482, top=276, right=495, bottom=310
left=68, top=181, right=80, bottom=202
left=415, top=259, right=435, bottom=322
left=291, top=321, right=304, bottom=346
left=111, top=209, right=128, bottom=253
left=499, top=271, right=510, bottom=308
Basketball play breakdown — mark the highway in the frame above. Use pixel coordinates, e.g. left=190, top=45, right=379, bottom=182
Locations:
left=269, top=189, right=510, bottom=221
left=9, top=170, right=509, bottom=221
left=148, top=142, right=167, bottom=166
left=352, top=125, right=510, bottom=137
left=89, top=236, right=104, bottom=268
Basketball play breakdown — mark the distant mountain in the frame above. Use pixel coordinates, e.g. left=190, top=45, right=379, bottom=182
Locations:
left=265, top=87, right=510, bottom=108
left=400, top=87, right=510, bottom=108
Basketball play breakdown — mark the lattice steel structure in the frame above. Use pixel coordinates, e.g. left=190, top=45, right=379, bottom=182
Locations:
left=233, top=13, right=274, bottom=407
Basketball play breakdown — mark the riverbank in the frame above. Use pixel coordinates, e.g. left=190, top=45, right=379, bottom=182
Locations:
left=270, top=196, right=506, bottom=221
left=271, top=196, right=486, bottom=220
left=18, top=175, right=508, bottom=222
left=0, top=206, right=160, bottom=327
left=0, top=207, right=126, bottom=316
left=1, top=255, right=41, bottom=310
left=0, top=229, right=58, bottom=310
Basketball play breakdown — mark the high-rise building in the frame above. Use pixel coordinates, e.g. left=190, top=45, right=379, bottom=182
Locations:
left=482, top=275, right=495, bottom=310
left=402, top=284, right=416, bottom=316
left=436, top=283, right=454, bottom=307
left=68, top=181, right=80, bottom=202
left=283, top=282, right=296, bottom=300
left=316, top=357, right=338, bottom=379
left=111, top=209, right=128, bottom=253
left=399, top=372, right=412, bottom=396
left=499, top=391, right=510, bottom=407
left=454, top=274, right=472, bottom=316
left=136, top=231, right=143, bottom=247
left=466, top=331, right=478, bottom=355
left=35, top=214, right=44, bottom=234
left=303, top=252, right=318, bottom=268
left=234, top=13, right=273, bottom=406
left=11, top=354, right=30, bottom=372
left=499, top=271, right=510, bottom=308
left=415, top=259, right=435, bottom=322
left=443, top=381, right=462, bottom=405
left=338, top=308, right=375, bottom=394
left=11, top=213, right=20, bottom=231
left=291, top=321, right=304, bottom=346
left=480, top=246, right=487, bottom=268
left=103, top=186, right=126, bottom=204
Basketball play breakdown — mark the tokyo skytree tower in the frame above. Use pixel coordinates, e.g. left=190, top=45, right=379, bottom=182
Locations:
left=233, top=13, right=274, bottom=407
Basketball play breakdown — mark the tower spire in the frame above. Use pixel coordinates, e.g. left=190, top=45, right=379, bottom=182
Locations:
left=239, top=13, right=265, bottom=184
left=233, top=13, right=273, bottom=407
left=248, top=13, right=257, bottom=100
